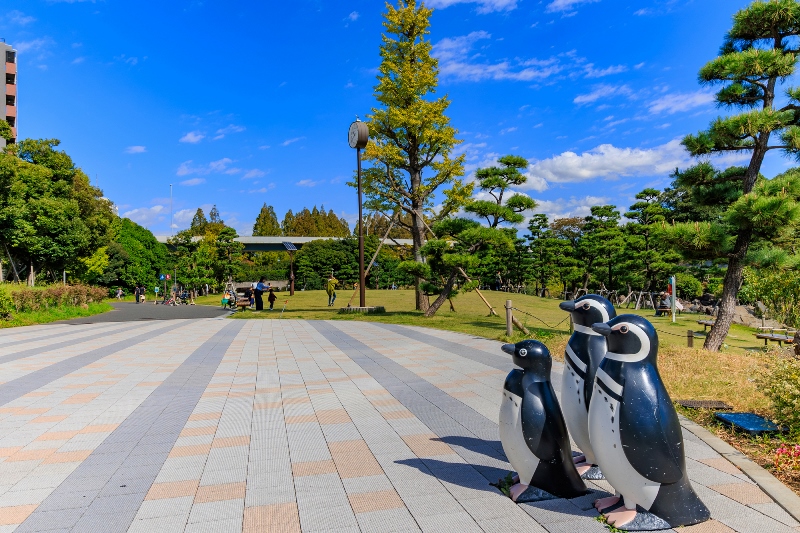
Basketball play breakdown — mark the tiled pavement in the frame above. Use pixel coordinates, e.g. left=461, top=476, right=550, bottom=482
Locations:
left=0, top=319, right=797, bottom=532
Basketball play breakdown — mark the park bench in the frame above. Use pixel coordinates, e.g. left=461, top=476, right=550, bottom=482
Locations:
left=697, top=319, right=715, bottom=331
left=755, top=327, right=797, bottom=347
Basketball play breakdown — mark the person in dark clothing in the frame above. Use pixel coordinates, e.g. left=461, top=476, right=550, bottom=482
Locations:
left=254, top=277, right=266, bottom=311
left=268, top=289, right=277, bottom=310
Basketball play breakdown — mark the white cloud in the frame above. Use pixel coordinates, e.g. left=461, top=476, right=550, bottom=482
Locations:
left=15, top=38, right=51, bottom=53
left=122, top=205, right=165, bottom=226
left=213, top=124, right=245, bottom=140
left=249, top=184, right=276, bottom=193
left=282, top=137, right=305, bottom=146
left=426, top=0, right=517, bottom=13
left=259, top=145, right=271, bottom=150
left=71, top=57, right=85, bottom=64
left=648, top=90, right=714, bottom=115
left=573, top=84, right=631, bottom=105
left=347, top=11, right=359, bottom=21
left=533, top=195, right=609, bottom=220
left=8, top=10, right=36, bottom=25
left=180, top=178, right=205, bottom=186
left=546, top=0, right=601, bottom=13
left=173, top=209, right=196, bottom=226
left=296, top=179, right=321, bottom=187
left=179, top=131, right=205, bottom=143
left=584, top=63, right=627, bottom=78
left=433, top=31, right=563, bottom=82
left=524, top=139, right=688, bottom=189
left=176, top=158, right=234, bottom=176
left=500, top=127, right=517, bottom=135
left=124, top=145, right=146, bottom=154
left=243, top=169, right=266, bottom=179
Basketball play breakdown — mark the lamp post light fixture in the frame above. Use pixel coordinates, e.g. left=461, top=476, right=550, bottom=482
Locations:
left=348, top=118, right=369, bottom=308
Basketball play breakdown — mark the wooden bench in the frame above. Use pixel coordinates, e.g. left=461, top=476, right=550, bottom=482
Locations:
left=235, top=298, right=251, bottom=312
left=755, top=327, right=797, bottom=347
left=697, top=320, right=715, bottom=331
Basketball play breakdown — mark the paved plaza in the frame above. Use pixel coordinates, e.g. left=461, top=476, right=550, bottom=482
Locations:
left=0, top=318, right=797, bottom=532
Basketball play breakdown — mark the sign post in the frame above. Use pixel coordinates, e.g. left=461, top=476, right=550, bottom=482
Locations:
left=348, top=119, right=369, bottom=308
left=671, top=275, right=677, bottom=323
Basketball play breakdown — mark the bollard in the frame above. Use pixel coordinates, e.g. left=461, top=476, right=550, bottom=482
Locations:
left=687, top=330, right=694, bottom=348
left=506, top=300, right=513, bottom=337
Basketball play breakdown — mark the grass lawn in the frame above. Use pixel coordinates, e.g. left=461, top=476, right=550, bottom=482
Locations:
left=0, top=302, right=113, bottom=329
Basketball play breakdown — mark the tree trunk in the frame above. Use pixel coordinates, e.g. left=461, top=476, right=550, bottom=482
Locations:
left=410, top=199, right=429, bottom=312
left=704, top=231, right=750, bottom=351
left=425, top=269, right=459, bottom=317
left=28, top=261, right=35, bottom=287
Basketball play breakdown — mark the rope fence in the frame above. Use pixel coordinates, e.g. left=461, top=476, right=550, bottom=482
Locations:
left=505, top=299, right=700, bottom=347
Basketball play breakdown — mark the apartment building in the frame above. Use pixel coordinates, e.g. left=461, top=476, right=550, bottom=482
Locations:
left=1, top=41, right=17, bottom=148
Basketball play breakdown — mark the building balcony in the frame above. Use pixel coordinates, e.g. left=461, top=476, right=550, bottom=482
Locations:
left=6, top=105, right=16, bottom=117
left=6, top=62, right=16, bottom=75
left=6, top=83, right=15, bottom=96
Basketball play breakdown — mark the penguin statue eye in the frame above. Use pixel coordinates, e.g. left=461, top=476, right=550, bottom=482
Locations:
left=519, top=348, right=528, bottom=357
left=582, top=303, right=591, bottom=310
left=619, top=325, right=629, bottom=334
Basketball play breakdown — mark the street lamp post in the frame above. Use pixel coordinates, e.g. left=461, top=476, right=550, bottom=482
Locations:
left=348, top=119, right=369, bottom=308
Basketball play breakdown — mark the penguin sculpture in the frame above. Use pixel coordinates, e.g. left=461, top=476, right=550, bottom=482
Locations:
left=588, top=315, right=710, bottom=531
left=498, top=340, right=587, bottom=502
left=559, top=294, right=616, bottom=479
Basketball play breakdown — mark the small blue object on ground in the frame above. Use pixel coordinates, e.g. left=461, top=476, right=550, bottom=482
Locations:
left=715, top=412, right=784, bottom=435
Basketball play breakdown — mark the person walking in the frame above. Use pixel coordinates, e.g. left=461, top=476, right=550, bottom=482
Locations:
left=134, top=285, right=140, bottom=303
left=326, top=274, right=338, bottom=307
left=268, top=288, right=277, bottom=310
left=255, top=278, right=266, bottom=311
left=116, top=288, right=123, bottom=300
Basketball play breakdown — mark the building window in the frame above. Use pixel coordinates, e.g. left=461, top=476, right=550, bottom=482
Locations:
left=6, top=74, right=14, bottom=85
left=6, top=95, right=14, bottom=106
left=6, top=116, right=15, bottom=127
left=6, top=51, right=16, bottom=63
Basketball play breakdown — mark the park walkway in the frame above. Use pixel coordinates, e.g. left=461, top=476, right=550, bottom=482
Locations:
left=0, top=318, right=796, bottom=532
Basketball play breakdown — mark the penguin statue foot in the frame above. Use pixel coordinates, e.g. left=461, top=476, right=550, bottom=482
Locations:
left=594, top=495, right=620, bottom=512
left=606, top=507, right=637, bottom=528
left=509, top=483, right=559, bottom=503
left=578, top=464, right=604, bottom=480
left=603, top=506, right=673, bottom=531
left=509, top=483, right=529, bottom=502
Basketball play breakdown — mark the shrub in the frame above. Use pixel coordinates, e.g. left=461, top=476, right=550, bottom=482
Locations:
left=0, top=290, right=13, bottom=320
left=759, top=354, right=800, bottom=433
left=9, top=285, right=107, bottom=313
left=676, top=273, right=703, bottom=300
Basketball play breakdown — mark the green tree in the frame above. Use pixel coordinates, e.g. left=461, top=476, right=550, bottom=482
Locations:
left=190, top=208, right=209, bottom=236
left=575, top=206, right=623, bottom=291
left=252, top=204, right=282, bottom=236
left=0, top=120, right=12, bottom=145
left=680, top=0, right=800, bottom=350
left=466, top=155, right=536, bottom=228
left=622, top=188, right=681, bottom=291
left=361, top=0, right=472, bottom=312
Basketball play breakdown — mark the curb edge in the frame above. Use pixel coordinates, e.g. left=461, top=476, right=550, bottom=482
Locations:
left=680, top=414, right=800, bottom=523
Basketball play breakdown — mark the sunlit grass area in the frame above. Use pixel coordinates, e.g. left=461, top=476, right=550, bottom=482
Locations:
left=0, top=302, right=113, bottom=329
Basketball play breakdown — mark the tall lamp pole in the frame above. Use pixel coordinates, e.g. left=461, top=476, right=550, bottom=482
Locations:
left=170, top=184, right=174, bottom=236
left=348, top=119, right=369, bottom=308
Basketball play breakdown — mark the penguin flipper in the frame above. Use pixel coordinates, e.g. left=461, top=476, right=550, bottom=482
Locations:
left=520, top=384, right=545, bottom=457
left=619, top=366, right=684, bottom=484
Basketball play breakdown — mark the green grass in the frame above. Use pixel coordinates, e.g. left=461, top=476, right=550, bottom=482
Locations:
left=0, top=302, right=113, bottom=329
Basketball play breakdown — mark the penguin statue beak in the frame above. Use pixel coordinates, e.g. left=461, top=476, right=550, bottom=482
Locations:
left=501, top=343, right=516, bottom=355
left=591, top=323, right=612, bottom=337
left=559, top=300, right=575, bottom=312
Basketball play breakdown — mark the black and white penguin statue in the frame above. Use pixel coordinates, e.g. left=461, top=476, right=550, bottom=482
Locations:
left=588, top=315, right=710, bottom=531
left=559, top=294, right=616, bottom=478
left=498, top=340, right=587, bottom=502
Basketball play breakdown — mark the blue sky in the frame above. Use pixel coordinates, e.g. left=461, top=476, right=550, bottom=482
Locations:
left=2, top=0, right=783, bottom=236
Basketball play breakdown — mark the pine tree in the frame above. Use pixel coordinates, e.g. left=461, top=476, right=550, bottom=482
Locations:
left=252, top=204, right=281, bottom=236
left=209, top=205, right=222, bottom=224
left=190, top=208, right=209, bottom=236
left=362, top=0, right=472, bottom=312
left=466, top=155, right=537, bottom=228
left=679, top=0, right=800, bottom=350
